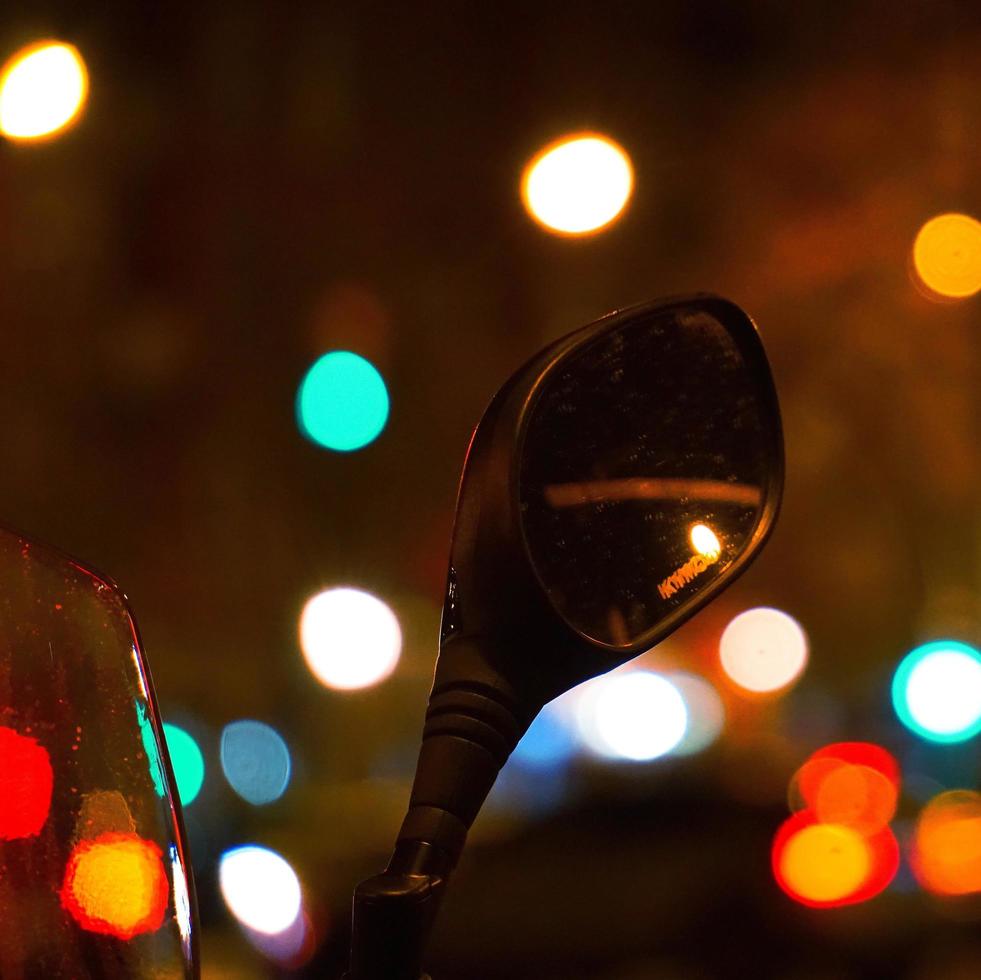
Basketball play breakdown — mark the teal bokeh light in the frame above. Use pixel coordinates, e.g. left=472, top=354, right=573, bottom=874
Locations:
left=296, top=351, right=389, bottom=451
left=163, top=723, right=205, bottom=805
left=892, top=640, right=981, bottom=744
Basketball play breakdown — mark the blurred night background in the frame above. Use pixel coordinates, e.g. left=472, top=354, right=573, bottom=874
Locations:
left=2, top=2, right=981, bottom=978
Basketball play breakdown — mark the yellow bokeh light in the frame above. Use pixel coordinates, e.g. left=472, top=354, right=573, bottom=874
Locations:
left=521, top=133, right=633, bottom=236
left=912, top=790, right=981, bottom=896
left=0, top=41, right=88, bottom=141
left=779, top=823, right=871, bottom=903
left=690, top=523, right=721, bottom=559
left=912, top=213, right=981, bottom=300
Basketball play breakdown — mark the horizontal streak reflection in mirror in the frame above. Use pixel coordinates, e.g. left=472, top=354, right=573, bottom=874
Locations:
left=544, top=478, right=762, bottom=508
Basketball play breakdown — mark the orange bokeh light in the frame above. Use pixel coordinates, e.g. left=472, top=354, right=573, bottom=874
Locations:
left=790, top=742, right=900, bottom=836
left=911, top=790, right=981, bottom=896
left=61, top=832, right=169, bottom=939
left=911, top=213, right=981, bottom=300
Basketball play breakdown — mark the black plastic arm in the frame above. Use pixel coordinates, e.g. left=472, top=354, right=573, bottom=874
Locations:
left=347, top=637, right=530, bottom=979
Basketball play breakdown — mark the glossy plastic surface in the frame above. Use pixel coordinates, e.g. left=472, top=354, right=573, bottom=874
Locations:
left=0, top=525, right=196, bottom=979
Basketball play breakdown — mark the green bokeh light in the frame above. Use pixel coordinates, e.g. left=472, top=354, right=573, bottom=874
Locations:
left=296, top=351, right=389, bottom=451
left=163, top=722, right=205, bottom=806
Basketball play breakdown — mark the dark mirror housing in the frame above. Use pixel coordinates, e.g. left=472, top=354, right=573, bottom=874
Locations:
left=438, top=294, right=782, bottom=710
left=348, top=294, right=783, bottom=980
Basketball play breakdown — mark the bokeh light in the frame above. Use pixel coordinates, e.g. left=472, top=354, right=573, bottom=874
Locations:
left=299, top=587, right=402, bottom=691
left=911, top=790, right=981, bottom=896
left=162, top=723, right=205, bottom=805
left=690, top=523, right=721, bottom=559
left=296, top=351, right=389, bottom=451
left=892, top=640, right=981, bottom=744
left=667, top=672, right=725, bottom=756
left=912, top=213, right=981, bottom=299
left=576, top=670, right=687, bottom=761
left=511, top=704, right=578, bottom=769
left=772, top=809, right=900, bottom=908
left=243, top=908, right=317, bottom=969
left=719, top=607, right=809, bottom=694
left=777, top=743, right=902, bottom=908
left=61, top=832, right=169, bottom=939
left=219, top=845, right=303, bottom=935
left=521, top=133, right=633, bottom=235
left=0, top=726, right=53, bottom=839
left=0, top=41, right=88, bottom=141
left=221, top=720, right=292, bottom=805
left=790, top=743, right=900, bottom=836
left=774, top=815, right=871, bottom=905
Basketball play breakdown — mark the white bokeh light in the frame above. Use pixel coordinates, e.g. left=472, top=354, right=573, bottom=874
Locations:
left=719, top=607, right=808, bottom=694
left=667, top=671, right=725, bottom=755
left=576, top=670, right=687, bottom=761
left=299, top=587, right=401, bottom=690
left=905, top=650, right=981, bottom=737
left=521, top=134, right=633, bottom=235
left=219, top=845, right=302, bottom=935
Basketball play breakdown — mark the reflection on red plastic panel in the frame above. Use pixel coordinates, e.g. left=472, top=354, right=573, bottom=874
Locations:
left=0, top=725, right=53, bottom=839
left=61, top=831, right=169, bottom=939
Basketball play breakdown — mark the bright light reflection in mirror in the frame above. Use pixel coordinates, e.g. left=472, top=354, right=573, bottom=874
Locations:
left=892, top=640, right=981, bottom=743
left=219, top=845, right=302, bottom=935
left=300, top=587, right=402, bottom=690
left=521, top=133, right=633, bottom=235
left=719, top=607, right=808, bottom=694
left=221, top=719, right=292, bottom=805
left=162, top=723, right=205, bottom=805
left=576, top=670, right=687, bottom=761
left=689, top=523, right=721, bottom=559
left=296, top=350, right=389, bottom=451
left=912, top=213, right=981, bottom=299
left=0, top=41, right=88, bottom=140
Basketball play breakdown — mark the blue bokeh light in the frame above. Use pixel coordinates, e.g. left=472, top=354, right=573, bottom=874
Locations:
left=220, top=720, right=292, bottom=805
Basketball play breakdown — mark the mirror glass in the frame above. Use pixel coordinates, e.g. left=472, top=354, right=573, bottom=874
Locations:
left=0, top=526, right=196, bottom=978
left=518, top=300, right=780, bottom=648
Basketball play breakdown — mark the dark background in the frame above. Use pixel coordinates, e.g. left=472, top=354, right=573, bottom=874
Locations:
left=2, top=2, right=981, bottom=977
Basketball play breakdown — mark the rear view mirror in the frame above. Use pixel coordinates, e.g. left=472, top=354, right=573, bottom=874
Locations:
left=0, top=527, right=197, bottom=978
left=519, top=297, right=780, bottom=648
left=348, top=295, right=783, bottom=980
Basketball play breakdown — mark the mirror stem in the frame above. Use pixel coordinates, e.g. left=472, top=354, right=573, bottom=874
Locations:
left=349, top=637, right=529, bottom=978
